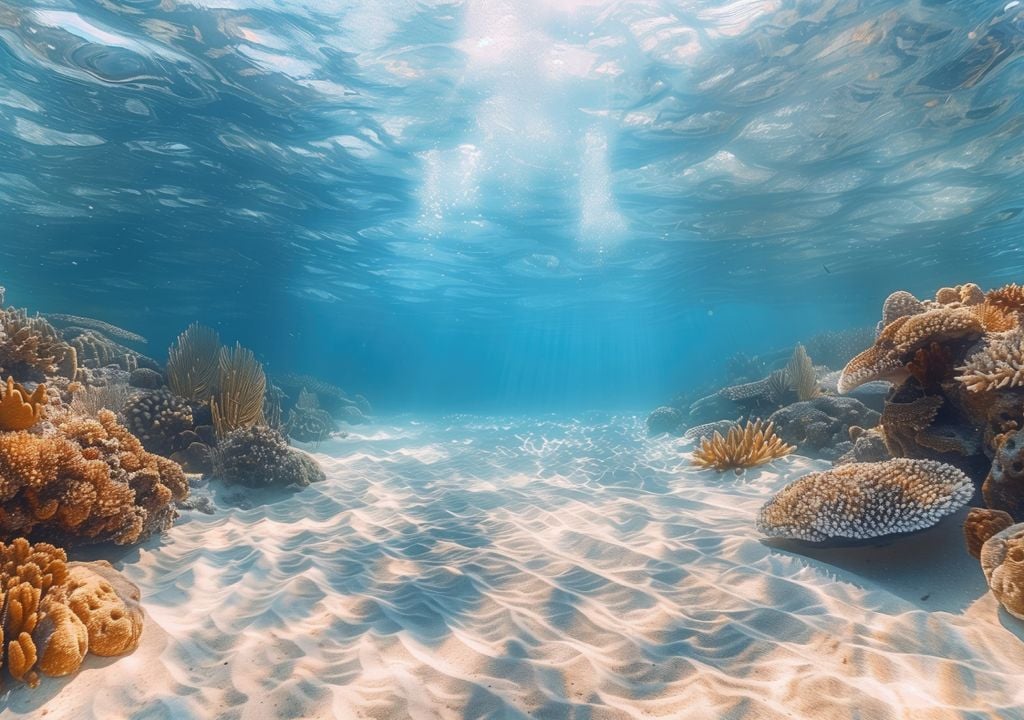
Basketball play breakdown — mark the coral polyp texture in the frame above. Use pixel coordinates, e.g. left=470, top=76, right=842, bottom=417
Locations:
left=881, top=290, right=925, bottom=327
left=838, top=307, right=984, bottom=393
left=956, top=328, right=1024, bottom=393
left=980, top=522, right=1024, bottom=620
left=213, top=425, right=325, bottom=488
left=0, top=539, right=142, bottom=687
left=0, top=410, right=187, bottom=545
left=691, top=419, right=794, bottom=473
left=756, top=459, right=974, bottom=542
left=984, top=283, right=1024, bottom=315
left=0, top=376, right=46, bottom=431
left=0, top=308, right=75, bottom=381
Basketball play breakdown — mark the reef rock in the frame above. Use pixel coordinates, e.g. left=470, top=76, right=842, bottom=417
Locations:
left=646, top=406, right=685, bottom=437
left=769, top=396, right=880, bottom=460
left=757, top=458, right=974, bottom=542
left=984, top=428, right=1024, bottom=520
left=213, top=426, right=325, bottom=489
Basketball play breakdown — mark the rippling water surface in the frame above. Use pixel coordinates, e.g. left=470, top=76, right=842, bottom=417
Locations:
left=3, top=1, right=1024, bottom=404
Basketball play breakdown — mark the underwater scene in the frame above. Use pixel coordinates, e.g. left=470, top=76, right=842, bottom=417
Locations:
left=5, top=0, right=1024, bottom=718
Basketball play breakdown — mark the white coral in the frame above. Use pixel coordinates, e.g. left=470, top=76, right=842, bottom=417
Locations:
left=956, top=328, right=1024, bottom=392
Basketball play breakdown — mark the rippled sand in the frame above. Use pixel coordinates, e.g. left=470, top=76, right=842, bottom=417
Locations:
left=6, top=415, right=1024, bottom=719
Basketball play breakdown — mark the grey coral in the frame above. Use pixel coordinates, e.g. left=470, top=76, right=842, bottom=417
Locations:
left=756, top=458, right=974, bottom=542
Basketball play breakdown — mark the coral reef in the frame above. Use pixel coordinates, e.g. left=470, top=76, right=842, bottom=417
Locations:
left=65, top=328, right=157, bottom=373
left=881, top=290, right=925, bottom=327
left=964, top=507, right=1014, bottom=560
left=691, top=419, right=794, bottom=473
left=0, top=377, right=46, bottom=431
left=0, top=308, right=75, bottom=381
left=956, top=328, right=1024, bottom=393
left=768, top=396, right=879, bottom=460
left=756, top=459, right=973, bottom=542
left=983, top=428, right=1024, bottom=518
left=43, top=314, right=147, bottom=345
left=0, top=539, right=142, bottom=687
left=212, top=426, right=325, bottom=488
left=129, top=368, right=164, bottom=390
left=834, top=426, right=890, bottom=465
left=839, top=307, right=984, bottom=393
left=286, top=389, right=338, bottom=443
left=980, top=522, right=1024, bottom=619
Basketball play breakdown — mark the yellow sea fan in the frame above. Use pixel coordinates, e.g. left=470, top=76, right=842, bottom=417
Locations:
left=691, top=419, right=795, bottom=473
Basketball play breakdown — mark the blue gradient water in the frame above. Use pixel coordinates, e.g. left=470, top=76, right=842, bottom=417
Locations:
left=2, top=1, right=1024, bottom=410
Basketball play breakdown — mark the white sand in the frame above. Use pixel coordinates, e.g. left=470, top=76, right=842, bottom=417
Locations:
left=4, top=414, right=1024, bottom=719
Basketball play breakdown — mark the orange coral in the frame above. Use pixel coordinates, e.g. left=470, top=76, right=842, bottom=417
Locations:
left=985, top=283, right=1024, bottom=314
left=691, top=419, right=794, bottom=473
left=0, top=376, right=46, bottom=431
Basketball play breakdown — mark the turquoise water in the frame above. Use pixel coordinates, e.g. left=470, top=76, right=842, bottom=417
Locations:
left=4, top=1, right=1024, bottom=410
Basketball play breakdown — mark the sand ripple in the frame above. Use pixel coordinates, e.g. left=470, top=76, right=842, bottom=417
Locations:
left=5, top=414, right=1024, bottom=719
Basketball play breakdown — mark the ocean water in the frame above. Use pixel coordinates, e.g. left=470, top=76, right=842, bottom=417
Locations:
left=4, top=0, right=1024, bottom=718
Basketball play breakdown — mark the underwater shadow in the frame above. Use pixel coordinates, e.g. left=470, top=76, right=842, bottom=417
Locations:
left=761, top=509, right=986, bottom=614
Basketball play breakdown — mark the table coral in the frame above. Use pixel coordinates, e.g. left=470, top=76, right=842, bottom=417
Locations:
left=839, top=307, right=984, bottom=393
left=756, top=458, right=974, bottom=542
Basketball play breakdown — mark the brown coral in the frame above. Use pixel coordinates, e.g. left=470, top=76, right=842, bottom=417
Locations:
left=691, top=419, right=794, bottom=473
left=838, top=307, right=984, bottom=393
left=972, top=301, right=1018, bottom=333
left=956, top=328, right=1024, bottom=393
left=983, top=428, right=1024, bottom=519
left=933, top=283, right=984, bottom=307
left=0, top=410, right=187, bottom=546
left=0, top=540, right=142, bottom=686
left=980, top=522, right=1024, bottom=619
left=0, top=376, right=46, bottom=431
left=879, top=394, right=943, bottom=458
left=985, top=283, right=1024, bottom=314
left=965, top=507, right=1013, bottom=560
left=756, top=459, right=974, bottom=542
left=0, top=309, right=74, bottom=381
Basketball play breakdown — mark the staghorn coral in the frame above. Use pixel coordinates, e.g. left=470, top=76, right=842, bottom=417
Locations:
left=123, top=389, right=195, bottom=457
left=691, top=419, right=794, bottom=473
left=881, top=290, right=925, bottom=327
left=756, top=459, right=974, bottom=542
left=965, top=507, right=1013, bottom=560
left=980, top=522, right=1024, bottom=619
left=787, top=344, right=820, bottom=401
left=211, top=343, right=265, bottom=439
left=43, top=314, right=146, bottom=345
left=0, top=376, right=46, bottom=431
left=0, top=308, right=75, bottom=381
left=0, top=540, right=142, bottom=686
left=839, top=306, right=984, bottom=394
left=212, top=425, right=325, bottom=488
left=166, top=322, right=220, bottom=402
left=956, top=328, right=1024, bottom=393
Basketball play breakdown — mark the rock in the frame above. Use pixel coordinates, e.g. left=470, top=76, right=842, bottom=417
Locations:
left=769, top=396, right=881, bottom=460
left=646, top=406, right=684, bottom=437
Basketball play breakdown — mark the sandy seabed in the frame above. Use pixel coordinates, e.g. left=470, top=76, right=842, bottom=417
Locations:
left=4, top=414, right=1024, bottom=719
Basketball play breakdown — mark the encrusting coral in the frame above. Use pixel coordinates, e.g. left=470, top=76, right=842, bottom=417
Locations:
left=691, top=419, right=794, bottom=473
left=757, top=458, right=974, bottom=542
left=0, top=376, right=46, bottom=431
left=0, top=539, right=142, bottom=687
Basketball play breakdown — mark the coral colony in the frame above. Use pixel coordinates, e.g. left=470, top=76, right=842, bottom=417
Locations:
left=648, top=282, right=1024, bottom=621
left=0, top=286, right=364, bottom=687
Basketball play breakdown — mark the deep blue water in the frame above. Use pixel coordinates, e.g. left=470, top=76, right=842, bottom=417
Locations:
left=3, top=0, right=1024, bottom=410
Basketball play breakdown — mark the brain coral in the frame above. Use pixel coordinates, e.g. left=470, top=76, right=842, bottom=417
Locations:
left=980, top=522, right=1024, bottom=619
left=756, top=459, right=974, bottom=542
left=123, top=389, right=195, bottom=456
left=838, top=307, right=984, bottom=394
